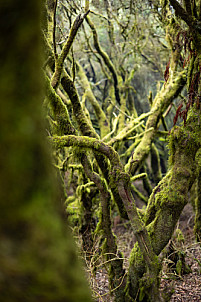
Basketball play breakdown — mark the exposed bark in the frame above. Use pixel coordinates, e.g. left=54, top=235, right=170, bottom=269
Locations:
left=169, top=0, right=195, bottom=28
left=151, top=143, right=162, bottom=184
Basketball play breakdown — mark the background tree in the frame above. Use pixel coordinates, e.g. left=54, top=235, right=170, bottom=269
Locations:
left=43, top=0, right=201, bottom=301
left=0, top=1, right=92, bottom=301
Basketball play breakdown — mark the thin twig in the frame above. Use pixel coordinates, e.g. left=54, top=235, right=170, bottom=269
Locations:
left=53, top=0, right=58, bottom=59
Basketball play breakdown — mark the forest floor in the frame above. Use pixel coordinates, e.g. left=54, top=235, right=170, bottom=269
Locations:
left=85, top=203, right=201, bottom=302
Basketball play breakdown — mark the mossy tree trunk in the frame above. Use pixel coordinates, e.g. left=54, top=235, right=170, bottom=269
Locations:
left=126, top=0, right=201, bottom=300
left=127, top=107, right=201, bottom=301
left=0, top=1, right=92, bottom=301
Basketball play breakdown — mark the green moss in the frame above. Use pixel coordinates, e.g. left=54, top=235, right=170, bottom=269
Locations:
left=145, top=107, right=201, bottom=256
left=127, top=242, right=161, bottom=301
left=76, top=62, right=110, bottom=138
left=61, top=75, right=99, bottom=139
left=45, top=76, right=76, bottom=136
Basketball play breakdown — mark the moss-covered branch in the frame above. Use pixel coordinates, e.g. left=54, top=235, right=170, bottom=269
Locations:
left=107, top=112, right=151, bottom=146
left=126, top=70, right=186, bottom=175
left=52, top=0, right=58, bottom=58
left=117, top=179, right=162, bottom=302
left=45, top=75, right=76, bottom=135
left=50, top=131, right=164, bottom=299
left=151, top=143, right=162, bottom=184
left=49, top=135, right=123, bottom=169
left=131, top=183, right=148, bottom=204
left=50, top=134, right=163, bottom=300
left=76, top=62, right=110, bottom=138
left=61, top=72, right=99, bottom=138
left=61, top=72, right=128, bottom=219
left=148, top=112, right=201, bottom=253
left=51, top=11, right=89, bottom=89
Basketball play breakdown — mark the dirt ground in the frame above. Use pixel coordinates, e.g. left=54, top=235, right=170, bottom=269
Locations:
left=87, top=203, right=201, bottom=301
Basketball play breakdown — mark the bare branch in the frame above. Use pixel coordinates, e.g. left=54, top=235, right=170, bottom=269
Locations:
left=86, top=16, right=121, bottom=105
left=53, top=0, right=58, bottom=58
left=169, top=0, right=195, bottom=28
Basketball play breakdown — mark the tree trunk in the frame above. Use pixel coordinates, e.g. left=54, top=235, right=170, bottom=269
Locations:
left=127, top=106, right=201, bottom=301
left=0, top=1, right=92, bottom=301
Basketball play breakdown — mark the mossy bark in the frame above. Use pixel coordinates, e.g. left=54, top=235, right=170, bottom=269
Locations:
left=126, top=70, right=186, bottom=175
left=50, top=134, right=162, bottom=301
left=127, top=107, right=201, bottom=301
left=76, top=62, right=110, bottom=138
left=127, top=3, right=201, bottom=296
left=61, top=75, right=128, bottom=219
left=0, top=1, right=92, bottom=301
left=81, top=151, right=126, bottom=301
left=45, top=75, right=76, bottom=135
left=117, top=179, right=162, bottom=302
left=51, top=11, right=89, bottom=89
